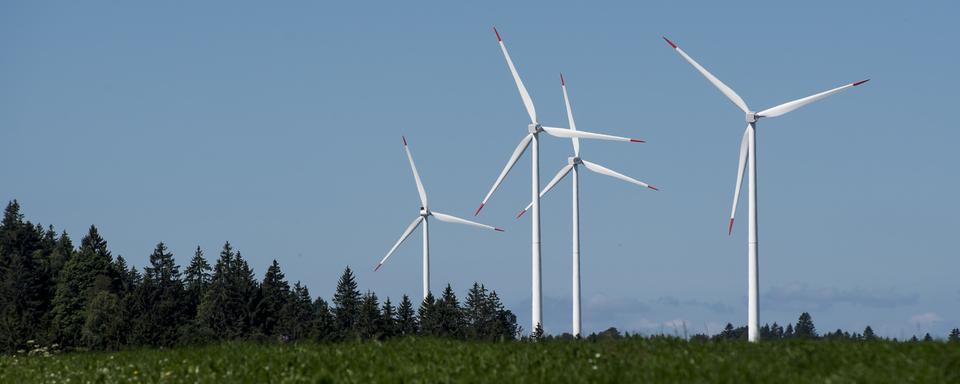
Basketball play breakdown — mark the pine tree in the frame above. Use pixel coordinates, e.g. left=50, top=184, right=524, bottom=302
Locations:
left=463, top=282, right=491, bottom=339
left=277, top=282, right=314, bottom=341
left=418, top=292, right=438, bottom=336
left=785, top=323, right=795, bottom=339
left=332, top=266, right=361, bottom=338
left=795, top=312, right=817, bottom=339
left=311, top=297, right=336, bottom=341
left=948, top=328, right=960, bottom=343
left=183, top=246, right=211, bottom=319
left=379, top=298, right=397, bottom=339
left=488, top=291, right=518, bottom=341
left=255, top=260, right=290, bottom=336
left=863, top=325, right=876, bottom=341
left=132, top=242, right=185, bottom=346
left=197, top=242, right=254, bottom=339
left=357, top=291, right=382, bottom=339
left=0, top=201, right=49, bottom=351
left=51, top=225, right=116, bottom=348
left=395, top=294, right=418, bottom=336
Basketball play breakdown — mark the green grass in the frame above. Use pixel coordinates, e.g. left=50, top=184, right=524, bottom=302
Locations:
left=2, top=338, right=959, bottom=383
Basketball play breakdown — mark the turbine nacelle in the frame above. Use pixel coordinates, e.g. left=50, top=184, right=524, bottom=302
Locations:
left=746, top=111, right=758, bottom=123
left=568, top=156, right=582, bottom=165
left=419, top=207, right=430, bottom=217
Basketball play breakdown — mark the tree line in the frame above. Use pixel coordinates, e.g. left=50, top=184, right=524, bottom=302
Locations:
left=0, top=201, right=518, bottom=352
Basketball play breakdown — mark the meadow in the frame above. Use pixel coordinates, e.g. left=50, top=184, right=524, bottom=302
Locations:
left=2, top=338, right=959, bottom=383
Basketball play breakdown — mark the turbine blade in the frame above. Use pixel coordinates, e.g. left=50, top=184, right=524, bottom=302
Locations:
left=581, top=160, right=657, bottom=191
left=561, top=73, right=580, bottom=156
left=757, top=79, right=869, bottom=118
left=518, top=163, right=574, bottom=218
left=402, top=136, right=428, bottom=209
left=729, top=126, right=749, bottom=235
left=495, top=27, right=537, bottom=123
left=663, top=37, right=749, bottom=113
left=376, top=216, right=424, bottom=271
left=541, top=127, right=644, bottom=143
left=432, top=211, right=504, bottom=232
left=476, top=134, right=534, bottom=215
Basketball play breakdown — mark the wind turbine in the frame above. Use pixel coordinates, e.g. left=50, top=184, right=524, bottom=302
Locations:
left=516, top=74, right=658, bottom=337
left=376, top=136, right=504, bottom=300
left=663, top=36, right=869, bottom=342
left=476, top=28, right=644, bottom=332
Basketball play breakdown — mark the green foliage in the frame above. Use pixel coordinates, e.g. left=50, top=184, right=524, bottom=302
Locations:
left=395, top=294, right=418, bottom=336
left=254, top=260, right=289, bottom=337
left=51, top=225, right=116, bottom=348
left=3, top=339, right=960, bottom=383
left=795, top=312, right=817, bottom=339
left=332, top=266, right=361, bottom=338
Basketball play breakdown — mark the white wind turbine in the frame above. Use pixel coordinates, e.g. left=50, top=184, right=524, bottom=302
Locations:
left=663, top=36, right=869, bottom=342
left=376, top=136, right=504, bottom=300
left=475, top=28, right=644, bottom=332
left=515, top=74, right=658, bottom=337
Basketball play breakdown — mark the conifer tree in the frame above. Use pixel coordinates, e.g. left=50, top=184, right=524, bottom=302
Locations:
left=277, top=281, right=314, bottom=341
left=183, top=246, right=211, bottom=319
left=133, top=242, right=185, bottom=346
left=395, top=294, right=418, bottom=336
left=333, top=266, right=361, bottom=338
left=418, top=292, right=438, bottom=336
left=52, top=225, right=116, bottom=348
left=487, top=291, right=518, bottom=340
left=196, top=242, right=245, bottom=339
left=863, top=325, right=876, bottom=340
left=357, top=291, right=382, bottom=339
left=435, top=284, right=462, bottom=338
left=380, top=297, right=397, bottom=338
left=785, top=323, right=795, bottom=338
left=0, top=201, right=48, bottom=351
left=795, top=312, right=817, bottom=339
left=255, top=260, right=290, bottom=336
left=463, top=283, right=490, bottom=339
left=311, top=297, right=336, bottom=341
left=948, top=328, right=960, bottom=343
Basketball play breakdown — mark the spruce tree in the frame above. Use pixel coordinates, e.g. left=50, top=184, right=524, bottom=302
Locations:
left=418, top=292, right=438, bottom=336
left=435, top=284, right=462, bottom=338
left=795, top=312, right=817, bottom=339
left=463, top=283, right=491, bottom=339
left=0, top=201, right=48, bottom=351
left=863, top=325, right=876, bottom=340
left=51, top=225, right=116, bottom=348
left=197, top=242, right=241, bottom=339
left=277, top=281, right=314, bottom=341
left=380, top=297, right=397, bottom=338
left=784, top=323, right=795, bottom=339
left=395, top=294, right=418, bottom=336
left=311, top=297, right=336, bottom=341
left=133, top=242, right=185, bottom=346
left=357, top=291, right=382, bottom=339
left=488, top=291, right=517, bottom=341
left=255, top=260, right=290, bottom=336
left=332, top=266, right=361, bottom=338
left=183, top=246, right=211, bottom=319
left=948, top=328, right=960, bottom=343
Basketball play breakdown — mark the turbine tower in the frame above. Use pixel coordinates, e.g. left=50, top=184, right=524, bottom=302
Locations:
left=663, top=36, right=869, bottom=342
left=376, top=136, right=504, bottom=300
left=476, top=28, right=644, bottom=332
left=516, top=74, right=658, bottom=337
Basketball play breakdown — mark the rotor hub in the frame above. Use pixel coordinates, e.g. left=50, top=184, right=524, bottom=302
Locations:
left=528, top=123, right=542, bottom=134
left=420, top=207, right=430, bottom=216
left=568, top=156, right=582, bottom=165
left=745, top=111, right=757, bottom=123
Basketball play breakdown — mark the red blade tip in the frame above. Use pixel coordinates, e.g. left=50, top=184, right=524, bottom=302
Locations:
left=474, top=203, right=485, bottom=216
left=493, top=27, right=501, bottom=42
left=647, top=185, right=659, bottom=191
left=402, top=136, right=407, bottom=145
left=560, top=73, right=565, bottom=86
left=494, top=228, right=505, bottom=232
left=852, top=79, right=870, bottom=86
left=374, top=263, right=383, bottom=272
left=662, top=36, right=677, bottom=49
left=728, top=218, right=735, bottom=235
left=516, top=209, right=527, bottom=219
left=630, top=139, right=645, bottom=143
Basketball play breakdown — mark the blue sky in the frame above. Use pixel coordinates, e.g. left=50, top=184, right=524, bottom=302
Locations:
left=2, top=1, right=957, bottom=338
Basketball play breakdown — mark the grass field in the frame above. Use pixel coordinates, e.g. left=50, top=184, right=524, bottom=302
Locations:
left=2, top=338, right=959, bottom=383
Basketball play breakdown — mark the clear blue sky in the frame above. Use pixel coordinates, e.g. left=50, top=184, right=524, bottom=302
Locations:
left=2, top=1, right=957, bottom=338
